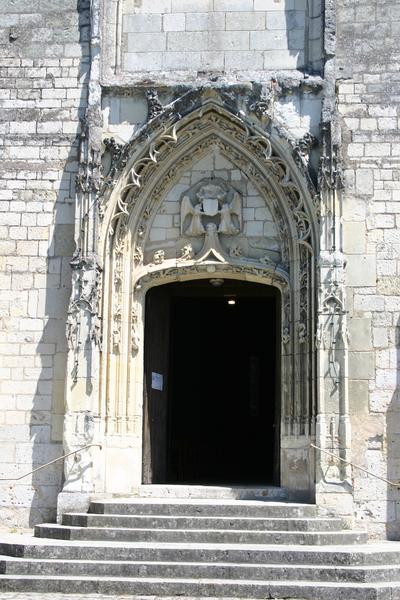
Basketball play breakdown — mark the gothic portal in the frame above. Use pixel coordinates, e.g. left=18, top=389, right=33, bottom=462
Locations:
left=3, top=0, right=398, bottom=540
left=60, top=91, right=324, bottom=512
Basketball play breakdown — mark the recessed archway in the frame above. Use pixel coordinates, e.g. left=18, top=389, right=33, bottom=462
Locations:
left=80, top=89, right=320, bottom=500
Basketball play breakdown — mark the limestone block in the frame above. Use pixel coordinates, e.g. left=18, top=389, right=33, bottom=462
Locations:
left=343, top=221, right=366, bottom=254
left=193, top=154, right=214, bottom=170
left=149, top=228, right=167, bottom=242
left=214, top=0, right=253, bottom=10
left=288, top=28, right=305, bottom=50
left=105, top=446, right=141, bottom=493
left=124, top=52, right=163, bottom=72
left=123, top=14, right=162, bottom=32
left=353, top=478, right=386, bottom=502
left=163, top=12, right=185, bottom=31
left=373, top=327, right=388, bottom=348
left=200, top=52, right=225, bottom=70
left=171, top=0, right=213, bottom=11
left=358, top=499, right=394, bottom=524
left=348, top=317, right=372, bottom=351
left=264, top=50, right=304, bottom=69
left=255, top=0, right=294, bottom=9
left=128, top=33, right=166, bottom=52
left=130, top=0, right=171, bottom=12
left=245, top=221, right=263, bottom=236
left=186, top=12, right=225, bottom=31
left=209, top=31, right=250, bottom=51
left=347, top=143, right=364, bottom=157
left=266, top=11, right=287, bottom=29
left=348, top=351, right=375, bottom=379
left=162, top=52, right=202, bottom=70
left=250, top=30, right=288, bottom=50
left=167, top=31, right=208, bottom=51
left=0, top=424, right=30, bottom=442
left=5, top=411, right=26, bottom=425
left=246, top=196, right=265, bottom=208
left=345, top=254, right=376, bottom=287
left=370, top=389, right=393, bottom=413
left=342, top=197, right=367, bottom=220
left=365, top=143, right=391, bottom=157
left=349, top=380, right=369, bottom=415
left=353, top=294, right=385, bottom=312
left=226, top=11, right=265, bottom=30
left=377, top=276, right=400, bottom=295
left=225, top=51, right=264, bottom=70
left=152, top=214, right=173, bottom=229
left=355, top=168, right=373, bottom=194
left=54, top=224, right=75, bottom=256
left=51, top=414, right=63, bottom=441
left=376, top=369, right=397, bottom=391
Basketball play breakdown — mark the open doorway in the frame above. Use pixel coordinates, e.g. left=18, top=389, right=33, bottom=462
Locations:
left=143, top=279, right=280, bottom=486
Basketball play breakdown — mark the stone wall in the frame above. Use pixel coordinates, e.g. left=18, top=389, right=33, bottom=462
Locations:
left=102, top=0, right=322, bottom=83
left=0, top=0, right=89, bottom=526
left=337, top=0, right=400, bottom=538
left=1, top=0, right=398, bottom=539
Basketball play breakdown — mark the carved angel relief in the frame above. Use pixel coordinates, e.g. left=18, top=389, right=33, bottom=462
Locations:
left=180, top=180, right=242, bottom=239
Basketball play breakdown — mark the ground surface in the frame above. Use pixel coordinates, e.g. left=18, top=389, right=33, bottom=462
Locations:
left=0, top=596, right=307, bottom=600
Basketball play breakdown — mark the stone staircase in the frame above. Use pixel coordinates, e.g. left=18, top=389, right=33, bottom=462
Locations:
left=1, top=486, right=400, bottom=598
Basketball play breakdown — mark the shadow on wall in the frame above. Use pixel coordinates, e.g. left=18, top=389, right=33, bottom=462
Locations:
left=27, top=0, right=90, bottom=527
left=387, top=316, right=400, bottom=540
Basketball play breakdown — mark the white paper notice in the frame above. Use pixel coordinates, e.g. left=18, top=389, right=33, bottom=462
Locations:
left=151, top=372, right=163, bottom=391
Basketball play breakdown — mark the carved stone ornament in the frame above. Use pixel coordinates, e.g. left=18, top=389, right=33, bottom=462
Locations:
left=66, top=249, right=102, bottom=382
left=75, top=118, right=102, bottom=195
left=146, top=88, right=163, bottom=120
left=293, top=132, right=316, bottom=167
left=229, top=244, right=242, bottom=258
left=318, top=122, right=345, bottom=192
left=153, top=249, right=165, bottom=265
left=181, top=179, right=242, bottom=238
left=131, top=305, right=139, bottom=354
left=133, top=246, right=143, bottom=265
left=249, top=88, right=274, bottom=123
left=178, top=244, right=194, bottom=261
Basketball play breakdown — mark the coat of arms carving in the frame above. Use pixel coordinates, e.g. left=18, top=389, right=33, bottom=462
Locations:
left=180, top=179, right=242, bottom=238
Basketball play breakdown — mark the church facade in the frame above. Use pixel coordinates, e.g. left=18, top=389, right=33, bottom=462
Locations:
left=0, top=0, right=399, bottom=539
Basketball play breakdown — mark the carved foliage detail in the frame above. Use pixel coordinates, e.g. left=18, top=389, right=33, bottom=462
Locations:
left=67, top=249, right=102, bottom=382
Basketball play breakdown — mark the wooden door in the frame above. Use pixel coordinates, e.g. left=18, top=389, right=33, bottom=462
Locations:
left=142, top=286, right=171, bottom=483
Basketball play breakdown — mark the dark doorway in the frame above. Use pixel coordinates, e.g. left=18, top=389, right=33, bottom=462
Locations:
left=143, top=280, right=280, bottom=486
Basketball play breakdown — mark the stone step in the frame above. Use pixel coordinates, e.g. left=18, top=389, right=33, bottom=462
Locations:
left=62, top=513, right=345, bottom=532
left=89, top=498, right=318, bottom=518
left=3, top=558, right=400, bottom=583
left=0, top=574, right=398, bottom=599
left=136, top=485, right=288, bottom=501
left=5, top=539, right=399, bottom=566
left=34, top=523, right=368, bottom=545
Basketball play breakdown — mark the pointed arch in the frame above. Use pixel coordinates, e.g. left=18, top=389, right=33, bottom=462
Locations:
left=97, top=90, right=319, bottom=497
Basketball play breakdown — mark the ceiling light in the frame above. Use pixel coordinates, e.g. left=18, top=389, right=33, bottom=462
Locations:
left=209, top=278, right=224, bottom=287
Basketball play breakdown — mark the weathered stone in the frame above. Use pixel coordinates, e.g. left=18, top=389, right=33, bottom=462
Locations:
left=0, top=0, right=398, bottom=549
